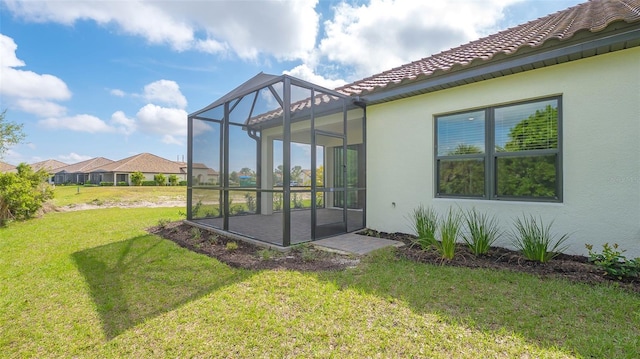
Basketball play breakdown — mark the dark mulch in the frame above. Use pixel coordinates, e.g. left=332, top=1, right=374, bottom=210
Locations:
left=372, top=230, right=639, bottom=293
left=148, top=221, right=360, bottom=271
left=149, top=222, right=639, bottom=293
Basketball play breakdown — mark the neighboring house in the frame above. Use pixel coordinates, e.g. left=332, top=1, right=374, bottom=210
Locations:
left=191, top=162, right=219, bottom=185
left=53, top=157, right=114, bottom=184
left=91, top=153, right=187, bottom=185
left=0, top=161, right=16, bottom=173
left=187, top=0, right=640, bottom=256
left=29, top=159, right=68, bottom=184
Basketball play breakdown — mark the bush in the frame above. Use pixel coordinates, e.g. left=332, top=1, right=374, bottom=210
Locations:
left=437, top=207, right=462, bottom=260
left=131, top=171, right=144, bottom=186
left=168, top=174, right=179, bottom=186
left=0, top=163, right=54, bottom=224
left=141, top=181, right=157, bottom=186
left=117, top=181, right=129, bottom=186
left=154, top=173, right=166, bottom=186
left=408, top=205, right=438, bottom=250
left=178, top=181, right=187, bottom=186
left=99, top=182, right=114, bottom=186
left=462, top=208, right=502, bottom=255
left=511, top=214, right=569, bottom=263
left=586, top=243, right=640, bottom=279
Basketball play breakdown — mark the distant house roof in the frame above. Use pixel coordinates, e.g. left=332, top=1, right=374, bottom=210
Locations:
left=337, top=0, right=640, bottom=103
left=0, top=161, right=16, bottom=173
left=93, top=153, right=185, bottom=174
left=55, top=157, right=114, bottom=174
left=192, top=162, right=219, bottom=175
left=30, top=159, right=68, bottom=173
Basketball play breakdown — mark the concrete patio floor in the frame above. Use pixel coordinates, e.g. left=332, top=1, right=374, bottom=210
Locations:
left=312, top=232, right=404, bottom=255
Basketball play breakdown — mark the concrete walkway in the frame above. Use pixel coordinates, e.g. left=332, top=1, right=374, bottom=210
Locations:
left=312, top=232, right=404, bottom=255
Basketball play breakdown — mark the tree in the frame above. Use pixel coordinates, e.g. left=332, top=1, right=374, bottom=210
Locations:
left=0, top=163, right=54, bottom=224
left=0, top=110, right=26, bottom=159
left=439, top=144, right=484, bottom=196
left=497, top=105, right=558, bottom=198
left=154, top=173, right=166, bottom=186
left=131, top=171, right=145, bottom=186
left=229, top=171, right=239, bottom=185
left=290, top=165, right=303, bottom=185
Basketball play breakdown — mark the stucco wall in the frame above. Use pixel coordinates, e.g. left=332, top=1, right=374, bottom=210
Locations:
left=366, top=47, right=640, bottom=257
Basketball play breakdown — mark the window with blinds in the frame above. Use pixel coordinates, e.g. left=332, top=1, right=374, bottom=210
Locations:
left=435, top=97, right=561, bottom=201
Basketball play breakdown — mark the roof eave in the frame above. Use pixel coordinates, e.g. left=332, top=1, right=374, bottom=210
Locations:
left=361, top=25, right=640, bottom=105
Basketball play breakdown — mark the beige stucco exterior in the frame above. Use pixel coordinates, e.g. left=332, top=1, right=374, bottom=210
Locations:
left=366, top=46, right=640, bottom=257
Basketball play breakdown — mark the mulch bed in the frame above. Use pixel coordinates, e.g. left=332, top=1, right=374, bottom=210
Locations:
left=149, top=222, right=639, bottom=293
left=149, top=221, right=360, bottom=271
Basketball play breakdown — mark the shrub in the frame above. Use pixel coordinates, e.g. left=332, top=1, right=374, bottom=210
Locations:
left=226, top=241, right=238, bottom=251
left=141, top=180, right=156, bottom=186
left=245, top=193, right=256, bottom=212
left=117, top=181, right=129, bottom=186
left=0, top=164, right=54, bottom=224
left=511, top=215, right=569, bottom=263
left=154, top=173, right=166, bottom=186
left=99, top=182, right=114, bottom=186
left=131, top=171, right=145, bottom=186
left=408, top=205, right=438, bottom=250
left=586, top=243, right=640, bottom=279
left=462, top=208, right=502, bottom=255
left=178, top=180, right=187, bottom=186
left=436, top=207, right=462, bottom=260
left=168, top=174, right=179, bottom=186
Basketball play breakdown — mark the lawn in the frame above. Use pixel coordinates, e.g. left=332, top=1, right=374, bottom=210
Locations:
left=1, top=204, right=638, bottom=357
left=50, top=185, right=186, bottom=207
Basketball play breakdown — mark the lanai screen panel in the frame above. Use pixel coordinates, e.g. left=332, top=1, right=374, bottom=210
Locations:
left=188, top=73, right=364, bottom=247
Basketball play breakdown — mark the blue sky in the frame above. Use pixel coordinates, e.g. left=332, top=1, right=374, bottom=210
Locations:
left=0, top=0, right=583, bottom=166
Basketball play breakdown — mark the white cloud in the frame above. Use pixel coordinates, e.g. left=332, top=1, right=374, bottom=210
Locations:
left=135, top=104, right=188, bottom=144
left=0, top=34, right=71, bottom=116
left=0, top=33, right=25, bottom=67
left=58, top=152, right=92, bottom=162
left=110, top=111, right=136, bottom=135
left=284, top=64, right=347, bottom=90
left=110, top=89, right=126, bottom=97
left=142, top=80, right=187, bottom=109
left=162, top=134, right=183, bottom=145
left=318, top=0, right=521, bottom=77
left=3, top=1, right=194, bottom=51
left=39, top=114, right=114, bottom=133
left=4, top=0, right=319, bottom=60
left=14, top=99, right=66, bottom=117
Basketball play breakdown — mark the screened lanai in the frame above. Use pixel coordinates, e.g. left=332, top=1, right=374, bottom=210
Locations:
left=187, top=73, right=366, bottom=247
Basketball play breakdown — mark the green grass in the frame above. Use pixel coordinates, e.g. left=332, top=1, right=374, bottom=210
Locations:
left=1, top=207, right=638, bottom=358
left=51, top=185, right=186, bottom=207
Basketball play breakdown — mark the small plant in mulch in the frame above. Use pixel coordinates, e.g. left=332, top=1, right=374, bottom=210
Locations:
left=461, top=207, right=502, bottom=256
left=586, top=243, right=640, bottom=280
left=510, top=214, right=569, bottom=263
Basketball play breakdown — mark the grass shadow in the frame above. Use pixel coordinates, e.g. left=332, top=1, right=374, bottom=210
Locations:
left=72, top=234, right=251, bottom=339
left=315, top=248, right=640, bottom=358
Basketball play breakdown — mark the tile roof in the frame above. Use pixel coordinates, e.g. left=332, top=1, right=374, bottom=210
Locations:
left=55, top=157, right=114, bottom=173
left=29, top=159, right=68, bottom=173
left=0, top=161, right=16, bottom=173
left=336, top=0, right=640, bottom=97
left=93, top=153, right=185, bottom=174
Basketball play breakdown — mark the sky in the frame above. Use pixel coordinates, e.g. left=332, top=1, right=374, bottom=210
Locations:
left=0, top=0, right=585, bottom=166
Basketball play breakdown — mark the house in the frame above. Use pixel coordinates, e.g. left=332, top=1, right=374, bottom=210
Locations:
left=29, top=159, right=68, bottom=184
left=90, top=153, right=187, bottom=185
left=191, top=162, right=219, bottom=185
left=0, top=161, right=16, bottom=173
left=53, top=157, right=114, bottom=184
left=187, top=0, right=640, bottom=256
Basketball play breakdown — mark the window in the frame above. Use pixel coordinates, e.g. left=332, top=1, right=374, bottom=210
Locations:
left=435, top=97, right=561, bottom=201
